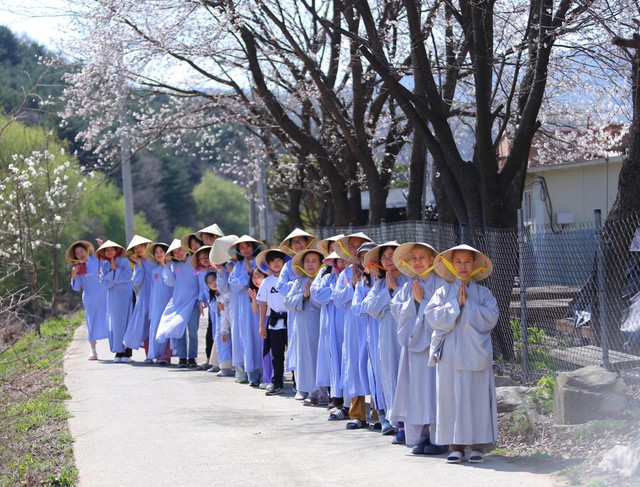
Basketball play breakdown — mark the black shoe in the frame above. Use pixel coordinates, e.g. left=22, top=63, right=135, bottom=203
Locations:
left=178, top=358, right=188, bottom=368
left=187, top=358, right=198, bottom=368
left=248, top=380, right=260, bottom=387
left=265, top=385, right=284, bottom=396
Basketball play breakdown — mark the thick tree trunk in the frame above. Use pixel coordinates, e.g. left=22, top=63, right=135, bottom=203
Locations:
left=407, top=131, right=426, bottom=221
left=287, top=188, right=303, bottom=229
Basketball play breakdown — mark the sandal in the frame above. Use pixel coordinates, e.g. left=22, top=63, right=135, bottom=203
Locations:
left=328, top=407, right=349, bottom=421
left=303, top=396, right=319, bottom=406
left=447, top=451, right=464, bottom=463
left=346, top=419, right=364, bottom=430
left=469, top=450, right=484, bottom=463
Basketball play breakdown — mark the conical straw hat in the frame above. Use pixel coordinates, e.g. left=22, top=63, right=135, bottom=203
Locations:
left=322, top=251, right=342, bottom=267
left=196, top=223, right=225, bottom=240
left=209, top=235, right=239, bottom=265
left=65, top=240, right=94, bottom=265
left=316, top=234, right=345, bottom=255
left=279, top=228, right=318, bottom=256
left=96, top=240, right=125, bottom=260
left=190, top=246, right=212, bottom=269
left=229, top=235, right=264, bottom=257
left=255, top=248, right=290, bottom=275
left=126, top=235, right=152, bottom=253
left=363, top=241, right=400, bottom=272
left=180, top=233, right=204, bottom=254
left=166, top=239, right=186, bottom=261
left=334, top=232, right=372, bottom=262
left=292, top=248, right=327, bottom=278
left=146, top=242, right=169, bottom=265
left=393, top=242, right=439, bottom=279
left=433, top=244, right=493, bottom=282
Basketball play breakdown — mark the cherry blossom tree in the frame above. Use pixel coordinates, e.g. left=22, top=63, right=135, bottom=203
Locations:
left=58, top=0, right=423, bottom=226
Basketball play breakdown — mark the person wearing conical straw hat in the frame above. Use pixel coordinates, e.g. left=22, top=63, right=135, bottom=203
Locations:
left=275, top=228, right=318, bottom=393
left=181, top=233, right=204, bottom=255
left=254, top=249, right=290, bottom=396
left=361, top=241, right=409, bottom=438
left=144, top=242, right=173, bottom=364
left=283, top=248, right=328, bottom=405
left=349, top=241, right=385, bottom=429
left=95, top=240, right=134, bottom=363
left=228, top=235, right=265, bottom=386
left=67, top=239, right=108, bottom=360
left=156, top=238, right=201, bottom=368
left=122, top=235, right=154, bottom=362
left=196, top=223, right=225, bottom=246
left=330, top=233, right=373, bottom=426
left=190, top=245, right=216, bottom=370
left=309, top=237, right=345, bottom=412
left=313, top=250, right=348, bottom=417
left=387, top=241, right=449, bottom=454
left=314, top=234, right=344, bottom=255
left=209, top=235, right=239, bottom=378
left=425, top=244, right=498, bottom=464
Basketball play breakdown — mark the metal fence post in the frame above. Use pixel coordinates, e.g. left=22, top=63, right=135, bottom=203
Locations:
left=517, top=209, right=530, bottom=374
left=595, top=209, right=611, bottom=370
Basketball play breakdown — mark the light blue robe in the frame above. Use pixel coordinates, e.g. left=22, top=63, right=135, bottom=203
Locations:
left=362, top=273, right=410, bottom=418
left=353, top=279, right=384, bottom=410
left=209, top=291, right=232, bottom=363
left=333, top=266, right=369, bottom=397
left=123, top=258, right=154, bottom=349
left=425, top=280, right=499, bottom=446
left=276, top=260, right=298, bottom=371
left=156, top=260, right=199, bottom=343
left=389, top=273, right=446, bottom=433
left=99, top=257, right=133, bottom=353
left=70, top=254, right=108, bottom=342
left=284, top=276, right=321, bottom=393
left=310, top=269, right=334, bottom=389
left=311, top=271, right=346, bottom=397
left=147, top=263, right=173, bottom=360
left=218, top=263, right=243, bottom=367
left=229, top=259, right=262, bottom=372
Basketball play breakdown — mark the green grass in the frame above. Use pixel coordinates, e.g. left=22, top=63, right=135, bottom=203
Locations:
left=0, top=313, right=83, bottom=486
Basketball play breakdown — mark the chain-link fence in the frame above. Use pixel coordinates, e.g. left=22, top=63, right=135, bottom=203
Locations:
left=315, top=210, right=640, bottom=382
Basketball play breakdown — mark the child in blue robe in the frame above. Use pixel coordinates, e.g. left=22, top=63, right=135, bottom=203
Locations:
left=96, top=240, right=133, bottom=363
left=228, top=235, right=265, bottom=385
left=67, top=240, right=108, bottom=360
left=145, top=243, right=173, bottom=363
left=284, top=249, right=327, bottom=405
left=156, top=239, right=200, bottom=368
left=123, top=235, right=154, bottom=361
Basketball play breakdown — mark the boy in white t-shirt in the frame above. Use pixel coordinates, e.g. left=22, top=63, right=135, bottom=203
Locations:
left=257, top=250, right=289, bottom=396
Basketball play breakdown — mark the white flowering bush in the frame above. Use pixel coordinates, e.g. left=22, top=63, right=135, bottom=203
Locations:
left=0, top=120, right=87, bottom=307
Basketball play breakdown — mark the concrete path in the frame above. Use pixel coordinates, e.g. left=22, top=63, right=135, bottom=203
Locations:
left=65, top=322, right=561, bottom=487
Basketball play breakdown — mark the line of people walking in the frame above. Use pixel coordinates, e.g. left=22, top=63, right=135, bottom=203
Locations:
left=67, top=226, right=499, bottom=464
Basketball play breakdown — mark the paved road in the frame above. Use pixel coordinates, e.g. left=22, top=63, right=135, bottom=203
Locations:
left=65, top=322, right=561, bottom=487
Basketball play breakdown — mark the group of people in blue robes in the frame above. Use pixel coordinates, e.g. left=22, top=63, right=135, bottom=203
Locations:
left=68, top=225, right=499, bottom=464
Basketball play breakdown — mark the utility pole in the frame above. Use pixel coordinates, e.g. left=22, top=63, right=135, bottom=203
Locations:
left=257, top=160, right=269, bottom=244
left=120, top=90, right=135, bottom=243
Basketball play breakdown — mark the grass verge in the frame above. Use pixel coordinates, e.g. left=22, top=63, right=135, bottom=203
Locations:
left=0, top=313, right=82, bottom=486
